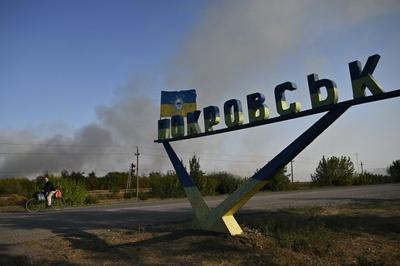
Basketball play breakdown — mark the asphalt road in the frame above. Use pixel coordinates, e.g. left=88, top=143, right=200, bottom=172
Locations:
left=0, top=183, right=399, bottom=245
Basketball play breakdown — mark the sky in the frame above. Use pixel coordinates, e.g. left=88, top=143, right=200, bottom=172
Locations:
left=0, top=0, right=399, bottom=180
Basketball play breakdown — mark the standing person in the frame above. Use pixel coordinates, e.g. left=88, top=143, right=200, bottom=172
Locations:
left=43, top=177, right=56, bottom=207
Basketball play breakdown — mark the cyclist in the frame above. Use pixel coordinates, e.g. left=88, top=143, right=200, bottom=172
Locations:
left=43, top=177, right=56, bottom=207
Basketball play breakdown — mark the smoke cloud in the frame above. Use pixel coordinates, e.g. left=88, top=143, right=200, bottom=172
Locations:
left=0, top=124, right=114, bottom=177
left=167, top=0, right=400, bottom=104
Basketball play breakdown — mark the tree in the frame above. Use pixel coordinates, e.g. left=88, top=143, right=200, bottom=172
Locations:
left=189, top=154, right=203, bottom=177
left=61, top=169, right=69, bottom=179
left=148, top=172, right=184, bottom=198
left=129, top=163, right=136, bottom=178
left=86, top=171, right=98, bottom=191
left=189, top=154, right=214, bottom=194
left=0, top=177, right=36, bottom=197
left=387, top=160, right=400, bottom=182
left=267, top=167, right=291, bottom=191
left=69, top=171, right=86, bottom=185
left=211, top=172, right=243, bottom=194
left=260, top=167, right=291, bottom=191
left=104, top=172, right=128, bottom=192
left=189, top=154, right=203, bottom=189
left=311, top=156, right=354, bottom=186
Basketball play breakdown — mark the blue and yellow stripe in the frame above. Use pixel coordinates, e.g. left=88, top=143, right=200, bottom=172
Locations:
left=160, top=89, right=197, bottom=117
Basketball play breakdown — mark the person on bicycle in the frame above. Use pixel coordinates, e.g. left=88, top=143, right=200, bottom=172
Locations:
left=43, top=177, right=56, bottom=207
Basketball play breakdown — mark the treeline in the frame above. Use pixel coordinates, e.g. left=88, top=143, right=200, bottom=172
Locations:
left=0, top=155, right=247, bottom=205
left=0, top=171, right=243, bottom=206
left=311, top=156, right=400, bottom=186
left=59, top=156, right=247, bottom=199
left=1, top=155, right=399, bottom=207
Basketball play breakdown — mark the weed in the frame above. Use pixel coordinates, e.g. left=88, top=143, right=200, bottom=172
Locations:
left=357, top=256, right=384, bottom=266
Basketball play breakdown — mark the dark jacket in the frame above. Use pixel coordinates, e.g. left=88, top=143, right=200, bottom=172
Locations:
left=43, top=181, right=55, bottom=193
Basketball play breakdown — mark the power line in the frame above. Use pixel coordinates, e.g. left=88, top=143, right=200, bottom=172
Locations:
left=0, top=142, right=125, bottom=148
left=0, top=152, right=133, bottom=156
left=0, top=151, right=318, bottom=166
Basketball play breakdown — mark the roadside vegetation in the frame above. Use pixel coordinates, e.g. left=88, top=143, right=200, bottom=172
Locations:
left=311, top=156, right=399, bottom=186
left=0, top=156, right=399, bottom=209
left=236, top=199, right=400, bottom=265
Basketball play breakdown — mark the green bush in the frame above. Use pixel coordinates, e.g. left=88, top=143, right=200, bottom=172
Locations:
left=256, top=167, right=291, bottom=192
left=85, top=194, right=99, bottom=204
left=138, top=192, right=150, bottom=200
left=111, top=186, right=121, bottom=196
left=0, top=178, right=37, bottom=197
left=148, top=173, right=185, bottom=199
left=54, top=178, right=88, bottom=206
left=147, top=170, right=244, bottom=198
left=352, top=172, right=391, bottom=185
left=0, top=194, right=28, bottom=207
left=263, top=167, right=291, bottom=191
left=9, top=194, right=28, bottom=206
left=123, top=191, right=134, bottom=199
left=387, top=160, right=400, bottom=182
left=209, top=172, right=243, bottom=195
left=311, top=156, right=354, bottom=186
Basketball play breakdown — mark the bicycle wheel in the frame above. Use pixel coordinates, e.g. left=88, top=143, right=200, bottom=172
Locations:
left=51, top=197, right=65, bottom=210
left=26, top=198, right=46, bottom=213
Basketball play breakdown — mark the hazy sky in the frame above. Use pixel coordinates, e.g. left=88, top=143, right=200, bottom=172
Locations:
left=0, top=0, right=399, bottom=180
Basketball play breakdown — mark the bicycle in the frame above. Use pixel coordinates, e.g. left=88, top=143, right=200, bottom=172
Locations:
left=25, top=190, right=65, bottom=213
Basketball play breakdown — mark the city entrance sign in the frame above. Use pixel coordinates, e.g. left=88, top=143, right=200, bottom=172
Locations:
left=157, top=54, right=388, bottom=142
left=155, top=54, right=400, bottom=235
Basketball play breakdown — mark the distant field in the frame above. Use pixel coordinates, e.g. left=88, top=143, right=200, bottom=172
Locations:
left=1, top=199, right=399, bottom=265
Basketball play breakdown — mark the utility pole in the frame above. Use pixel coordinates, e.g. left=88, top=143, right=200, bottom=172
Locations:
left=135, top=146, right=140, bottom=199
left=290, top=160, right=294, bottom=183
left=354, top=153, right=360, bottom=173
left=360, top=161, right=364, bottom=174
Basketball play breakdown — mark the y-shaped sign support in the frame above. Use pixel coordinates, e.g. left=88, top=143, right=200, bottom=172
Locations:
left=163, top=105, right=349, bottom=235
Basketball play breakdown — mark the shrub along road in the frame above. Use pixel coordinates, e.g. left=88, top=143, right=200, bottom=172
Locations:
left=0, top=183, right=399, bottom=246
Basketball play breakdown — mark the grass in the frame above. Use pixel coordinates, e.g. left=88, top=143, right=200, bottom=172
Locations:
left=1, top=200, right=399, bottom=265
left=238, top=200, right=400, bottom=265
